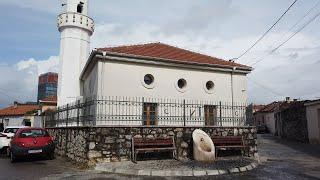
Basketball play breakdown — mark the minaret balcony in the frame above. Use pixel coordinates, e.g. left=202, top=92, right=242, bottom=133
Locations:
left=57, top=12, right=94, bottom=34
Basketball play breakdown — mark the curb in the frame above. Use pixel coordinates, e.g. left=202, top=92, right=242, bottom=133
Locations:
left=95, top=161, right=260, bottom=177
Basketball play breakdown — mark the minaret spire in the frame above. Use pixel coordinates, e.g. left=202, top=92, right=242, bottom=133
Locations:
left=57, top=0, right=94, bottom=106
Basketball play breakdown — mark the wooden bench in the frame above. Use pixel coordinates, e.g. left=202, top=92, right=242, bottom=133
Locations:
left=212, top=136, right=248, bottom=157
left=131, top=137, right=177, bottom=162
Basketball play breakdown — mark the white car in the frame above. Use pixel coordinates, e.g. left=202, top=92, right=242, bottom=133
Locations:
left=0, top=126, right=28, bottom=153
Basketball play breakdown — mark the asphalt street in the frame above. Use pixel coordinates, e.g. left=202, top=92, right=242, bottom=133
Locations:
left=0, top=134, right=319, bottom=180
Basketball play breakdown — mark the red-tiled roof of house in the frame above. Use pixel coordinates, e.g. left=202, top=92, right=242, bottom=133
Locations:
left=253, top=105, right=265, bottom=111
left=97, top=42, right=251, bottom=70
left=39, top=96, right=57, bottom=103
left=259, top=102, right=280, bottom=112
left=0, top=104, right=40, bottom=117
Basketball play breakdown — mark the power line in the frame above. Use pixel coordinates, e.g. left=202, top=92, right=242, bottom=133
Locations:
left=269, top=0, right=320, bottom=49
left=247, top=0, right=320, bottom=66
left=250, top=9, right=320, bottom=66
left=236, top=0, right=298, bottom=60
left=248, top=77, right=286, bottom=97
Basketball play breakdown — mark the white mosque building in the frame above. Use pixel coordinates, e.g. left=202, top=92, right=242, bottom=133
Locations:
left=57, top=0, right=252, bottom=126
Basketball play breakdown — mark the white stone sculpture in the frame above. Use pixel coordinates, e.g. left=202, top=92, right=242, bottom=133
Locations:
left=192, top=129, right=215, bottom=162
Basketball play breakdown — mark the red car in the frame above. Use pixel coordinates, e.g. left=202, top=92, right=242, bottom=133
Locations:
left=9, top=128, right=55, bottom=163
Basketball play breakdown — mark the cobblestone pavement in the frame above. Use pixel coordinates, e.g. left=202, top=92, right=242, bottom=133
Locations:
left=42, top=134, right=320, bottom=180
left=97, top=156, right=254, bottom=171
left=1, top=134, right=320, bottom=180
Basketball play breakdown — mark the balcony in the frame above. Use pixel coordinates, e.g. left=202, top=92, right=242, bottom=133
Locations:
left=57, top=12, right=94, bottom=34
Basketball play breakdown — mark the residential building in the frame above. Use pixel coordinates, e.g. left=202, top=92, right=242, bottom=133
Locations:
left=246, top=104, right=265, bottom=125
left=0, top=102, right=40, bottom=129
left=253, top=102, right=282, bottom=134
left=305, top=100, right=320, bottom=144
left=275, top=100, right=309, bottom=143
left=37, top=72, right=58, bottom=102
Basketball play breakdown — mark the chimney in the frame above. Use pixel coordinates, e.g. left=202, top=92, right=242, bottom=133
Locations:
left=285, top=97, right=291, bottom=102
left=13, top=101, right=18, bottom=108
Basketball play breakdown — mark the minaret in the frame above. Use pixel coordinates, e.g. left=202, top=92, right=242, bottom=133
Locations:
left=57, top=0, right=94, bottom=106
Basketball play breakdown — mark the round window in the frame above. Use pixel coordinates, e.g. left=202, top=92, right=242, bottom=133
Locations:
left=144, top=74, right=154, bottom=85
left=206, top=81, right=214, bottom=90
left=177, top=78, right=187, bottom=89
left=204, top=80, right=215, bottom=94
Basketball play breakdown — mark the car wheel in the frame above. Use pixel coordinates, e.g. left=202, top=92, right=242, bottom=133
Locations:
left=48, top=152, right=55, bottom=160
left=6, top=148, right=10, bottom=157
left=10, top=151, right=16, bottom=163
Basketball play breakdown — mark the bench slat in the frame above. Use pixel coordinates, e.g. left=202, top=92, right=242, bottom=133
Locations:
left=132, top=137, right=177, bottom=162
left=136, top=147, right=176, bottom=151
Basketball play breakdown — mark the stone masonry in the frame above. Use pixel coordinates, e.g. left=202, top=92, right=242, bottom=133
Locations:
left=47, top=126, right=257, bottom=166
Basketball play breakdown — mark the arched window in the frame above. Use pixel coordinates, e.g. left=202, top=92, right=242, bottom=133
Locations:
left=77, top=2, right=84, bottom=13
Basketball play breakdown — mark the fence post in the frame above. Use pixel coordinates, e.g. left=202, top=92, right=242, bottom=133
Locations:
left=183, top=99, right=186, bottom=126
left=77, top=100, right=80, bottom=126
left=57, top=107, right=60, bottom=127
left=219, top=101, right=222, bottom=126
left=42, top=115, right=45, bottom=128
left=66, top=104, right=69, bottom=127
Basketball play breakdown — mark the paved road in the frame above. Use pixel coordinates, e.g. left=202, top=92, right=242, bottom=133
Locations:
left=0, top=155, right=78, bottom=180
left=0, top=134, right=319, bottom=179
left=224, top=134, right=320, bottom=180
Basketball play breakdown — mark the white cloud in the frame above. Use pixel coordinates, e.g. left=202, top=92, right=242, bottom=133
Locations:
left=0, top=56, right=59, bottom=108
left=3, top=0, right=319, bottom=106
left=91, top=22, right=320, bottom=104
left=0, top=0, right=59, bottom=14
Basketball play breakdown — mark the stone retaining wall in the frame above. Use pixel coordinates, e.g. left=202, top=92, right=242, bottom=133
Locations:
left=47, top=126, right=257, bottom=166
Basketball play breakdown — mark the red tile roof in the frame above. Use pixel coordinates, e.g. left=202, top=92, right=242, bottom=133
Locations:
left=97, top=43, right=251, bottom=70
left=0, top=104, right=40, bottom=117
left=259, top=102, right=281, bottom=112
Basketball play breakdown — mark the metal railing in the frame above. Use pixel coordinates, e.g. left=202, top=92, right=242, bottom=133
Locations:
left=43, top=96, right=247, bottom=127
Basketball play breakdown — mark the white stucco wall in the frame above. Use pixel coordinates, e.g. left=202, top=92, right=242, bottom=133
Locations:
left=265, top=112, right=276, bottom=134
left=80, top=60, right=248, bottom=126
left=97, top=61, right=247, bottom=103
left=57, top=0, right=94, bottom=107
left=57, top=27, right=91, bottom=107
left=306, top=103, right=320, bottom=144
left=82, top=62, right=99, bottom=98
left=1, top=116, right=35, bottom=128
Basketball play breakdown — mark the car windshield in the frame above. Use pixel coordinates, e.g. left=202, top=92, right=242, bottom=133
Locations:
left=19, top=129, right=49, bottom=138
left=4, top=128, right=19, bottom=133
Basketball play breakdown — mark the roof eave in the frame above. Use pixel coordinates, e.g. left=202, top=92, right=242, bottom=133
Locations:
left=105, top=51, right=252, bottom=71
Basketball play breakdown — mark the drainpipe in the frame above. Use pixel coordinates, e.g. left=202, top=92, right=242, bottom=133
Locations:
left=231, top=67, right=236, bottom=126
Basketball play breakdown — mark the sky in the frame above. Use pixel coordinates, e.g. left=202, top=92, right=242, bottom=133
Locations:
left=0, top=0, right=319, bottom=108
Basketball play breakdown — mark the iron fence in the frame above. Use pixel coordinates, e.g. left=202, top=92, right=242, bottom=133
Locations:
left=44, top=96, right=247, bottom=127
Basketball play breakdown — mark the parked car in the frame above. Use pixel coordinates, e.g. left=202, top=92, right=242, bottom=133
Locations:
left=0, top=126, right=27, bottom=153
left=257, top=124, right=269, bottom=134
left=9, top=128, right=55, bottom=162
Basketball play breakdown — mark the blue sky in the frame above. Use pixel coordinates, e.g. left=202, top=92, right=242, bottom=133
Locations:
left=0, top=0, right=320, bottom=108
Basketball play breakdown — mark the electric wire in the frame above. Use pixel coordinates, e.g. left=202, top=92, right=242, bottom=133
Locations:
left=250, top=9, right=320, bottom=66
left=248, top=77, right=286, bottom=97
left=236, top=0, right=298, bottom=60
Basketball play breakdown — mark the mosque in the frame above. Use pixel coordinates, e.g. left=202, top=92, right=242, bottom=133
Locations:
left=57, top=0, right=251, bottom=126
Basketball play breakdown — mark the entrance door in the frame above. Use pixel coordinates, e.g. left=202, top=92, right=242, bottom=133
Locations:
left=204, top=105, right=217, bottom=126
left=143, top=103, right=158, bottom=126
